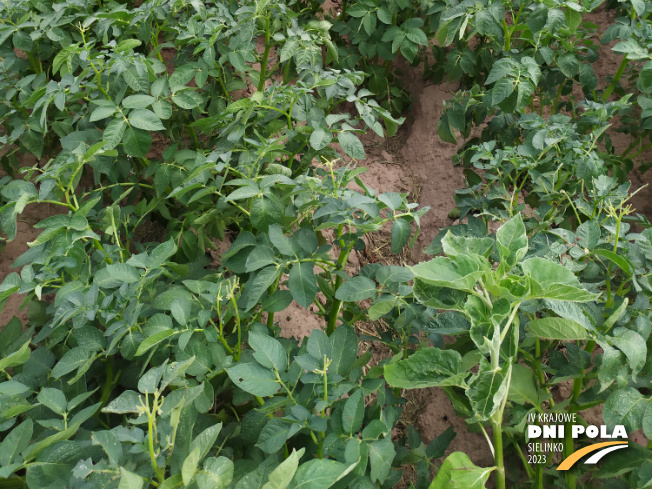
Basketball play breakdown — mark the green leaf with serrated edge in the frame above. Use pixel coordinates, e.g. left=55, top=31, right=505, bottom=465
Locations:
left=342, top=390, right=364, bottom=434
left=226, top=362, right=279, bottom=396
left=0, top=419, right=32, bottom=465
left=384, top=348, right=467, bottom=389
left=335, top=275, right=376, bottom=301
left=527, top=317, right=588, bottom=340
left=338, top=132, right=365, bottom=159
left=135, top=330, right=176, bottom=356
left=118, top=467, right=143, bottom=489
left=428, top=452, right=493, bottom=489
left=249, top=332, right=286, bottom=371
left=262, top=448, right=304, bottom=489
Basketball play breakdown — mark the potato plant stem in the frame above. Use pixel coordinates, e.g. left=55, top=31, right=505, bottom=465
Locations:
left=326, top=242, right=354, bottom=336
left=257, top=17, right=271, bottom=93
left=602, top=56, right=628, bottom=101
left=493, top=420, right=505, bottom=489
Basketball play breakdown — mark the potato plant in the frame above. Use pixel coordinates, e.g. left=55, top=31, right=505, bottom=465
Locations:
left=2, top=0, right=652, bottom=488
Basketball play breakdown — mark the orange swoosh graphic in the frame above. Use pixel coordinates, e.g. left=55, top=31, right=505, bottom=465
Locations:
left=557, top=441, right=628, bottom=470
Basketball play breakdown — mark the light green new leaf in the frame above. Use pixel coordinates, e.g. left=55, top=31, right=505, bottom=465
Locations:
left=384, top=348, right=468, bottom=389
left=289, top=459, right=357, bottom=489
left=135, top=330, right=176, bottom=356
left=118, top=468, right=143, bottom=489
left=527, top=317, right=588, bottom=340
left=196, top=457, right=233, bottom=489
left=190, top=423, right=223, bottom=461
left=182, top=447, right=201, bottom=486
left=467, top=363, right=508, bottom=422
left=410, top=254, right=489, bottom=293
left=496, top=214, right=527, bottom=271
left=507, top=364, right=539, bottom=405
left=263, top=448, right=305, bottom=489
left=428, top=452, right=493, bottom=489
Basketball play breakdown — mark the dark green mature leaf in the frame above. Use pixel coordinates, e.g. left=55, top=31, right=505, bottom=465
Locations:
left=129, top=109, right=165, bottom=131
left=0, top=419, right=33, bottom=465
left=384, top=348, right=467, bottom=388
left=342, top=390, right=364, bottom=434
left=289, top=262, right=318, bottom=308
left=226, top=363, right=280, bottom=396
left=426, top=426, right=456, bottom=459
left=249, top=332, right=287, bottom=371
left=123, top=127, right=152, bottom=158
left=369, top=437, right=395, bottom=484
left=329, top=325, right=358, bottom=376
left=335, top=276, right=376, bottom=301
left=338, top=132, right=365, bottom=159
left=391, top=218, right=411, bottom=253
left=604, top=388, right=649, bottom=432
